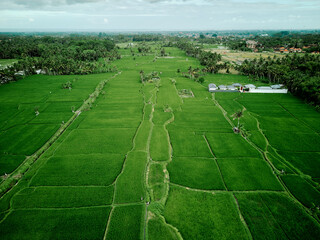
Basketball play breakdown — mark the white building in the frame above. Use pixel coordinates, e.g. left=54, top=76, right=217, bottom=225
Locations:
left=244, top=84, right=256, bottom=90
left=232, top=83, right=242, bottom=88
left=218, top=85, right=227, bottom=90
left=271, top=84, right=284, bottom=89
left=250, top=86, right=288, bottom=93
left=227, top=85, right=237, bottom=90
left=208, top=83, right=217, bottom=92
left=257, top=86, right=273, bottom=90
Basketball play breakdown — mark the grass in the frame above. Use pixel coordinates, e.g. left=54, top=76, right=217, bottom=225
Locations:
left=172, top=111, right=231, bottom=132
left=12, top=186, right=114, bottom=208
left=148, top=163, right=165, bottom=186
left=266, top=149, right=295, bottom=174
left=217, top=99, right=243, bottom=114
left=157, top=78, right=182, bottom=110
left=42, top=101, right=82, bottom=112
left=0, top=207, right=111, bottom=240
left=30, top=112, right=74, bottom=124
left=31, top=154, right=124, bottom=186
left=152, top=107, right=172, bottom=125
left=281, top=175, right=320, bottom=208
left=164, top=186, right=249, bottom=240
left=258, top=116, right=312, bottom=133
left=0, top=124, right=59, bottom=155
left=134, top=120, right=152, bottom=151
left=114, top=151, right=148, bottom=203
left=79, top=114, right=141, bottom=129
left=247, top=131, right=267, bottom=151
left=169, top=130, right=212, bottom=157
left=168, top=157, right=226, bottom=190
left=0, top=154, right=26, bottom=175
left=265, top=131, right=320, bottom=152
left=206, top=132, right=261, bottom=158
left=151, top=183, right=166, bottom=201
left=148, top=215, right=179, bottom=240
left=235, top=192, right=320, bottom=240
left=150, top=126, right=170, bottom=161
left=278, top=151, right=320, bottom=178
left=0, top=73, right=112, bottom=174
left=180, top=101, right=217, bottom=113
left=217, top=158, right=283, bottom=191
left=106, top=205, right=144, bottom=240
left=54, top=128, right=135, bottom=155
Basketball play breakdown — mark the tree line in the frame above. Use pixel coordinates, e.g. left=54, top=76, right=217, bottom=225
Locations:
left=0, top=35, right=119, bottom=84
left=175, top=40, right=226, bottom=73
left=226, top=33, right=320, bottom=52
left=236, top=54, right=320, bottom=108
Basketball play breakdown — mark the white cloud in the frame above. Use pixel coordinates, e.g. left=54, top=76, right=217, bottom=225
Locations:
left=0, top=0, right=319, bottom=30
left=28, top=18, right=34, bottom=22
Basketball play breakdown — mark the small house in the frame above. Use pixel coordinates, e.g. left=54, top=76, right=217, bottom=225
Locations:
left=271, top=84, right=283, bottom=89
left=14, top=71, right=25, bottom=76
left=208, top=83, right=217, bottom=92
left=232, top=83, right=242, bottom=88
left=35, top=69, right=46, bottom=75
left=244, top=84, right=256, bottom=90
left=218, top=85, right=227, bottom=90
left=250, top=86, right=288, bottom=93
left=246, top=40, right=258, bottom=49
left=227, top=85, right=237, bottom=90
left=257, top=86, right=273, bottom=90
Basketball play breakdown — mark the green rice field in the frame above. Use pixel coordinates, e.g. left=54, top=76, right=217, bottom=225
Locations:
left=0, top=43, right=320, bottom=239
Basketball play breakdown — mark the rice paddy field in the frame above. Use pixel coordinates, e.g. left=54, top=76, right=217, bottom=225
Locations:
left=0, top=43, right=320, bottom=239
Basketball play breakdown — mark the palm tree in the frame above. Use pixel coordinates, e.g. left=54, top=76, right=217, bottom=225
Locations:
left=140, top=70, right=145, bottom=83
left=232, top=110, right=244, bottom=129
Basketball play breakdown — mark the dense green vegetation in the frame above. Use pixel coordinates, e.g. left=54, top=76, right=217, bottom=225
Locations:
left=227, top=33, right=320, bottom=52
left=176, top=40, right=224, bottom=74
left=0, top=36, right=118, bottom=83
left=0, top=38, right=319, bottom=239
left=237, top=53, right=320, bottom=108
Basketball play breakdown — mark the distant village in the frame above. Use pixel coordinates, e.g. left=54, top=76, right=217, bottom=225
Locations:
left=245, top=40, right=319, bottom=54
left=208, top=83, right=288, bottom=94
left=171, top=31, right=320, bottom=54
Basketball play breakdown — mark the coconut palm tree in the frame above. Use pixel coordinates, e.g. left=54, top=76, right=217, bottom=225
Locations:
left=232, top=110, right=244, bottom=129
left=140, top=70, right=145, bottom=83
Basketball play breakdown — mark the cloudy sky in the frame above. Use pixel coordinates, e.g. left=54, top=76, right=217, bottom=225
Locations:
left=0, top=0, right=319, bottom=31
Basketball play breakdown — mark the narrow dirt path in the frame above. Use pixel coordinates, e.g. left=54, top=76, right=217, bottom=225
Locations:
left=143, top=86, right=157, bottom=240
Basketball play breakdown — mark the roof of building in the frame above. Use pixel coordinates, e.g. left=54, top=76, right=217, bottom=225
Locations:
left=244, top=84, right=256, bottom=88
left=246, top=40, right=258, bottom=44
left=271, top=84, right=283, bottom=89
left=232, top=83, right=242, bottom=87
left=208, top=83, right=217, bottom=88
left=218, top=85, right=227, bottom=88
left=258, top=86, right=273, bottom=90
left=227, top=85, right=237, bottom=90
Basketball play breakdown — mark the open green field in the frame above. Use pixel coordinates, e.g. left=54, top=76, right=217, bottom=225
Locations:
left=0, top=59, right=18, bottom=69
left=0, top=43, right=320, bottom=239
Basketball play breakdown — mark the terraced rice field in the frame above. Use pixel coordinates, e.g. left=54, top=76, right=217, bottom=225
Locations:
left=0, top=44, right=320, bottom=239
